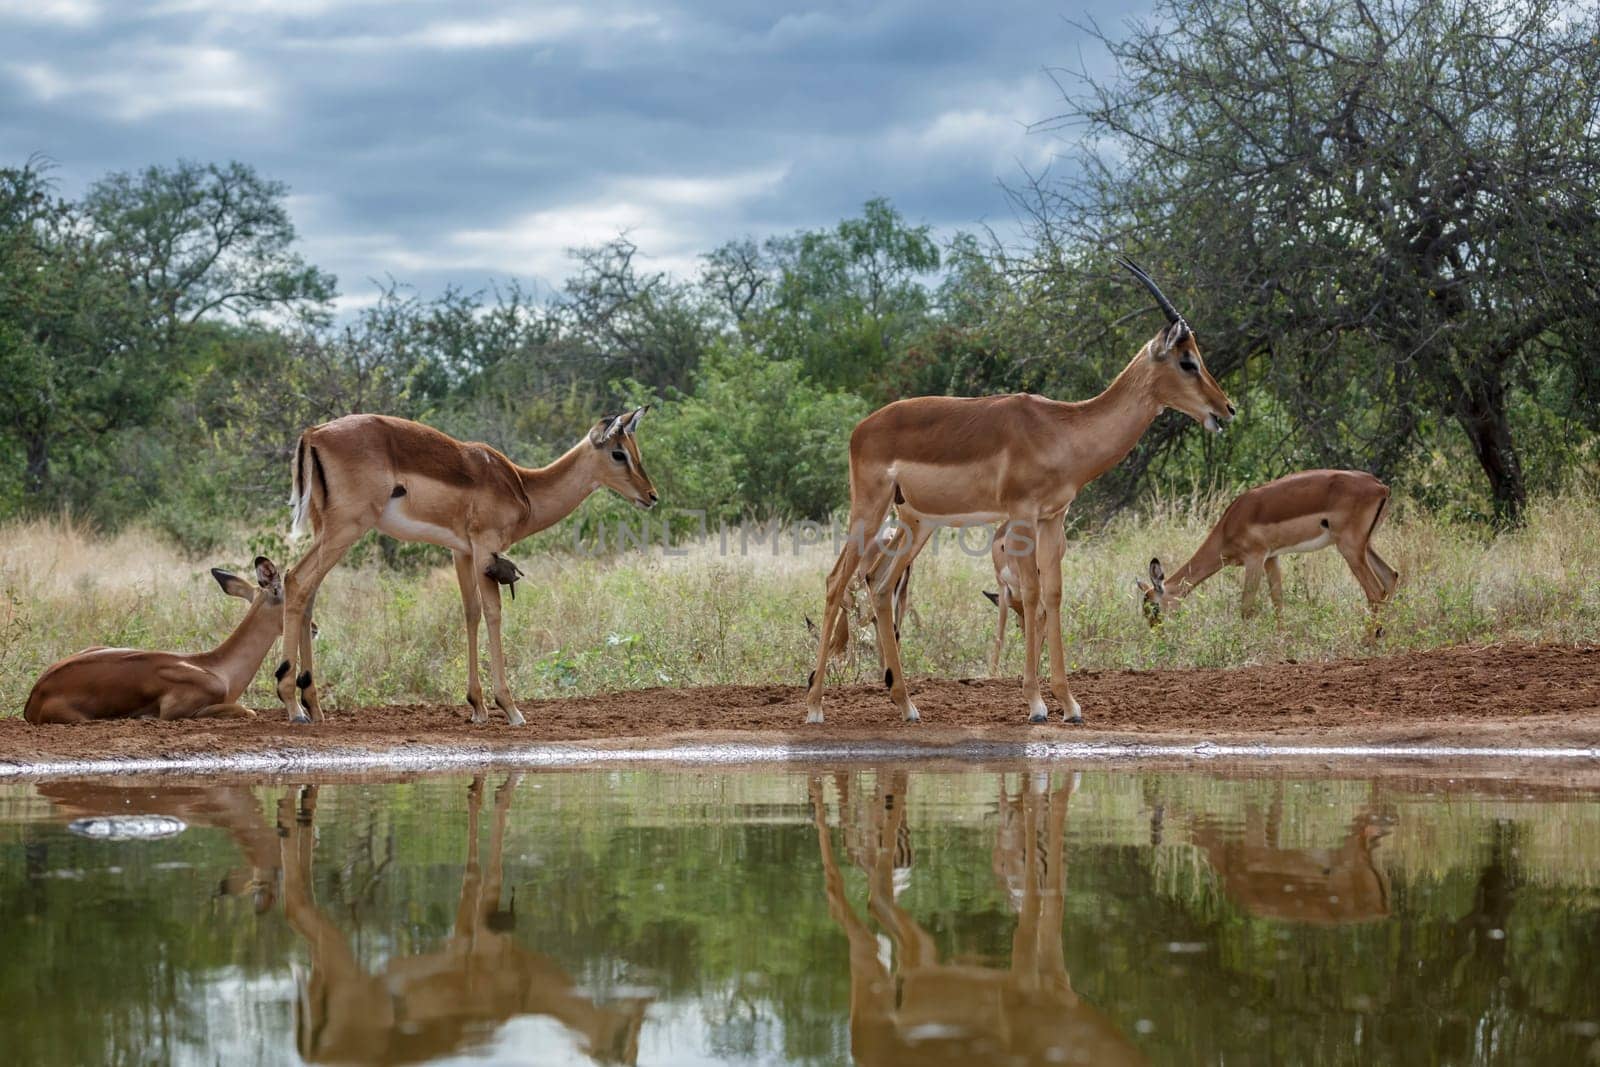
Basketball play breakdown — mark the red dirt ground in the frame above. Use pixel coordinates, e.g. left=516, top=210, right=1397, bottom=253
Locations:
left=2, top=642, right=1598, bottom=772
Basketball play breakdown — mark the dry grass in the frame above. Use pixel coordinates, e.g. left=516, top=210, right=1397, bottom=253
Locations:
left=3, top=490, right=1599, bottom=715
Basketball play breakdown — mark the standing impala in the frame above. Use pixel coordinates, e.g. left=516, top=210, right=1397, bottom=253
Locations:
left=275, top=410, right=656, bottom=725
left=24, top=557, right=290, bottom=724
left=804, top=259, right=1233, bottom=724
left=1136, top=470, right=1398, bottom=625
left=823, top=524, right=1025, bottom=678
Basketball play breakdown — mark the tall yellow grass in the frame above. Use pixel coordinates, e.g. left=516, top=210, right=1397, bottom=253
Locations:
left=2, top=490, right=1597, bottom=715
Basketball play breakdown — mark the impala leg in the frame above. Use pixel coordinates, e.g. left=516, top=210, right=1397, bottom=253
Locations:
left=160, top=685, right=255, bottom=721
left=452, top=550, right=491, bottom=724
left=1012, top=527, right=1050, bottom=723
left=989, top=586, right=1009, bottom=677
left=1337, top=540, right=1390, bottom=638
left=805, top=489, right=895, bottom=723
left=455, top=776, right=485, bottom=936
left=870, top=518, right=933, bottom=722
left=1367, top=547, right=1400, bottom=600
left=296, top=589, right=320, bottom=721
left=190, top=703, right=258, bottom=720
left=1037, top=519, right=1081, bottom=723
left=1264, top=556, right=1285, bottom=623
left=277, top=524, right=364, bottom=724
left=1240, top=556, right=1266, bottom=620
left=475, top=564, right=526, bottom=726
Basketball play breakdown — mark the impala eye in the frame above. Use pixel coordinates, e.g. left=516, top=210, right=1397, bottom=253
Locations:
left=611, top=449, right=628, bottom=463
left=1179, top=359, right=1198, bottom=373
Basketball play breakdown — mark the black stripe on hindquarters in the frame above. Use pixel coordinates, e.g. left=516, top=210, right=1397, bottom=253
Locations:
left=310, top=446, right=329, bottom=509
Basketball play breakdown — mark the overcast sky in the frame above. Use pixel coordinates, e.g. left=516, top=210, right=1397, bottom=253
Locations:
left=2, top=0, right=1134, bottom=310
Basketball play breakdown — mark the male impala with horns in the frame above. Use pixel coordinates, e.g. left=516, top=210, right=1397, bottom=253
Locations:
left=804, top=259, right=1233, bottom=725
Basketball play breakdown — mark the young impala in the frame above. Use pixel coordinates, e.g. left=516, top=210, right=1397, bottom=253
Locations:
left=24, top=556, right=291, bottom=724
left=1136, top=470, right=1398, bottom=625
left=819, top=524, right=1023, bottom=678
left=804, top=259, right=1234, bottom=724
left=275, top=410, right=656, bottom=725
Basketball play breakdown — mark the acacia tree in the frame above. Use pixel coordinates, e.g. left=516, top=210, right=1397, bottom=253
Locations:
left=85, top=160, right=334, bottom=351
left=1033, top=0, right=1600, bottom=521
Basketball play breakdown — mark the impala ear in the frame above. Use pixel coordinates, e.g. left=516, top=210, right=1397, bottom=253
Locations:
left=1151, top=320, right=1190, bottom=360
left=622, top=405, right=648, bottom=436
left=589, top=415, right=624, bottom=446
left=1148, top=558, right=1165, bottom=592
left=211, top=567, right=253, bottom=600
left=254, top=556, right=280, bottom=589
left=1135, top=578, right=1152, bottom=594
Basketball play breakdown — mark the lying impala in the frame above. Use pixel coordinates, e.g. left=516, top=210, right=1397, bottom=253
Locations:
left=1136, top=470, right=1398, bottom=625
left=275, top=409, right=656, bottom=725
left=24, top=557, right=290, bottom=724
left=806, top=258, right=1233, bottom=723
left=39, top=781, right=286, bottom=911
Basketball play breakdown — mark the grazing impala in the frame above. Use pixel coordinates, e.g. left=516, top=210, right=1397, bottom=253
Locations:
left=24, top=557, right=290, bottom=724
left=805, top=259, right=1233, bottom=724
left=275, top=410, right=656, bottom=725
left=811, top=771, right=1144, bottom=1065
left=1188, top=800, right=1394, bottom=925
left=1135, top=470, right=1398, bottom=625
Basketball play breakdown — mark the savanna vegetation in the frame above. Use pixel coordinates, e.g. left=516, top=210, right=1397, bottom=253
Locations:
left=2, top=0, right=1597, bottom=712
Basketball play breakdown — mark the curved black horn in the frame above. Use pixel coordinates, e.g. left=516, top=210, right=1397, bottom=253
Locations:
left=1116, top=256, right=1183, bottom=325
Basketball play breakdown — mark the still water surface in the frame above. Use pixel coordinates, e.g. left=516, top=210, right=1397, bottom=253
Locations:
left=1, top=765, right=1598, bottom=1065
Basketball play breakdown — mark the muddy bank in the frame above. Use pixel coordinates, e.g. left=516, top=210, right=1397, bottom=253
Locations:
left=2, top=642, right=1598, bottom=777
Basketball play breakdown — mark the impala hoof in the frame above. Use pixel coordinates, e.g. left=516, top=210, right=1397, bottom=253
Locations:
left=805, top=707, right=825, bottom=724
left=903, top=704, right=921, bottom=723
left=1063, top=696, right=1083, bottom=724
left=1028, top=709, right=1049, bottom=724
left=290, top=712, right=311, bottom=725
left=1065, top=714, right=1084, bottom=725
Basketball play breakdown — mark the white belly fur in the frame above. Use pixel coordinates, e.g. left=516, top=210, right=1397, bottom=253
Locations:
left=1270, top=531, right=1333, bottom=558
left=378, top=499, right=470, bottom=552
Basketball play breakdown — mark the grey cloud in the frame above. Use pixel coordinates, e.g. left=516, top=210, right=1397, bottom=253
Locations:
left=0, top=0, right=1139, bottom=302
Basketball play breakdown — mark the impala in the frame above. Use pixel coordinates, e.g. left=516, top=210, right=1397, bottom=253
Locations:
left=1135, top=470, right=1398, bottom=625
left=817, top=523, right=1024, bottom=678
left=804, top=259, right=1233, bottom=723
left=1188, top=800, right=1393, bottom=925
left=40, top=782, right=287, bottom=911
left=280, top=778, right=652, bottom=1064
left=981, top=527, right=1028, bottom=675
left=24, top=556, right=291, bottom=724
left=275, top=409, right=656, bottom=725
left=811, top=772, right=1144, bottom=1065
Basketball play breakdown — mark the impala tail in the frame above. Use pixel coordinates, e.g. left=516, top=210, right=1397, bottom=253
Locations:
left=288, top=434, right=313, bottom=542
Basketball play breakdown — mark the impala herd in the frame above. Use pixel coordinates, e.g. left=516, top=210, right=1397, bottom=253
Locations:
left=23, top=260, right=1400, bottom=727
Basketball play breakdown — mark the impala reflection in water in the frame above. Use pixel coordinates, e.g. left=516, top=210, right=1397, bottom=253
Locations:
left=280, top=778, right=651, bottom=1065
left=6, top=766, right=1600, bottom=1065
